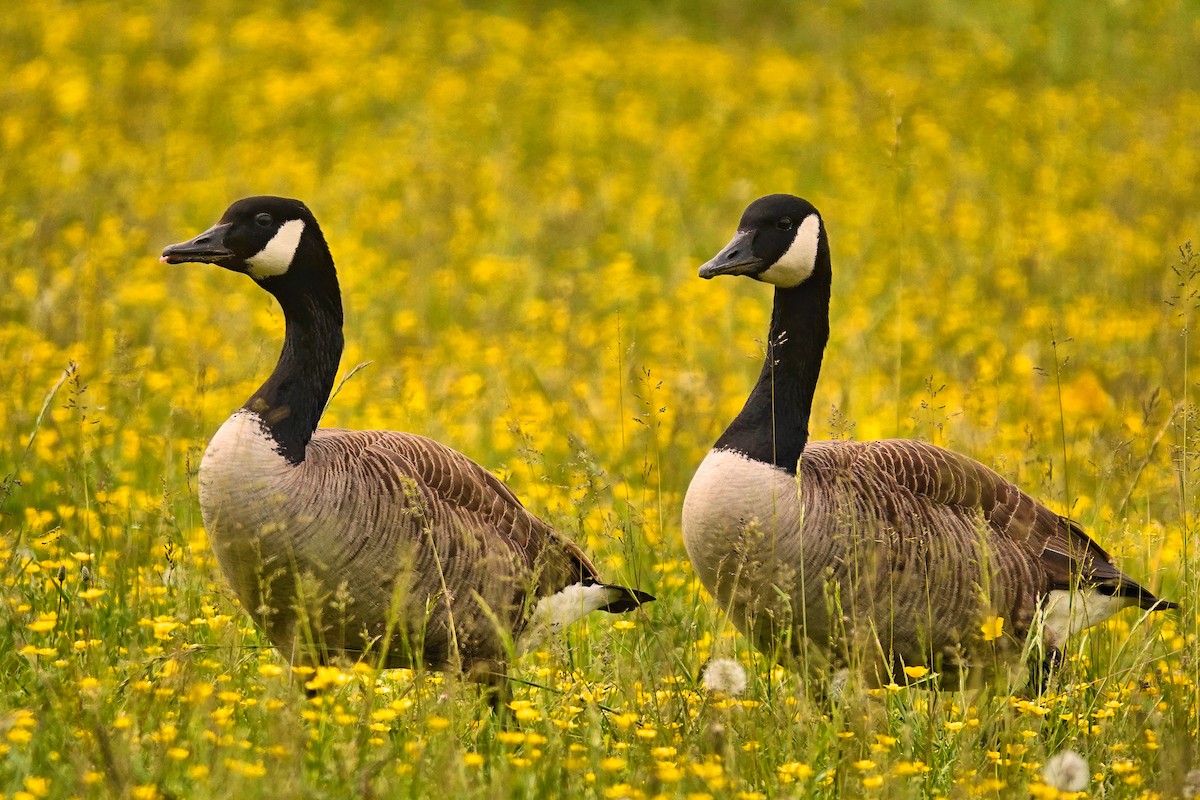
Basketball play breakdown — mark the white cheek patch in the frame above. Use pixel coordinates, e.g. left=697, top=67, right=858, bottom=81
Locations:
left=758, top=214, right=821, bottom=288
left=246, top=219, right=305, bottom=280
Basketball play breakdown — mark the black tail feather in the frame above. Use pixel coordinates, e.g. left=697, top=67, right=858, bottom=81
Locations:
left=1102, top=581, right=1180, bottom=612
left=1135, top=595, right=1180, bottom=612
left=596, top=585, right=656, bottom=613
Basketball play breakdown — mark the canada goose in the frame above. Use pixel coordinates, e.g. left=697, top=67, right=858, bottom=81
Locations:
left=682, top=193, right=1175, bottom=683
left=161, top=196, right=652, bottom=686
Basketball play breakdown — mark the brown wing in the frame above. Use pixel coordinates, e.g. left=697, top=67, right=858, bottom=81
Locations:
left=356, top=430, right=601, bottom=597
left=843, top=438, right=1164, bottom=606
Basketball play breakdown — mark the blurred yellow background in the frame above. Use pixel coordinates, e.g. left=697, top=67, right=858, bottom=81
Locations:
left=1, top=1, right=1197, bottom=796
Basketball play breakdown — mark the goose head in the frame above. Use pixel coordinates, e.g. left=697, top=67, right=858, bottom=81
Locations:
left=698, top=194, right=826, bottom=288
left=161, top=196, right=330, bottom=284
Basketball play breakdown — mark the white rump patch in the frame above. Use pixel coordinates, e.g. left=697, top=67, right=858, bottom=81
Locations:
left=1041, top=589, right=1129, bottom=647
left=758, top=214, right=821, bottom=288
left=517, top=583, right=618, bottom=654
left=247, top=219, right=305, bottom=280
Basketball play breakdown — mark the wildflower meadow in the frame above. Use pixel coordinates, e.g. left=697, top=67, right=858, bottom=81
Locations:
left=1, top=0, right=1198, bottom=797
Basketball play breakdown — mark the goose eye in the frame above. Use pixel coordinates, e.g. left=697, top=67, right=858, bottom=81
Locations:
left=255, top=213, right=273, bottom=228
left=777, top=217, right=793, bottom=230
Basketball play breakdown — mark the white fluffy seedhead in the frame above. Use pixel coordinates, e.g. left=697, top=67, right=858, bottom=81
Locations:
left=1042, top=750, right=1089, bottom=793
left=701, top=657, right=748, bottom=696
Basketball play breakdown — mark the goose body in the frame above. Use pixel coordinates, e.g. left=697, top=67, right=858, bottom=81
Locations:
left=683, top=194, right=1174, bottom=679
left=164, top=197, right=650, bottom=676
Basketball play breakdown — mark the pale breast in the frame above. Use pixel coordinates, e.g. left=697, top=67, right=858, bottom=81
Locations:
left=199, top=413, right=408, bottom=656
left=199, top=410, right=298, bottom=553
left=682, top=448, right=804, bottom=576
left=682, top=448, right=827, bottom=644
left=198, top=411, right=306, bottom=638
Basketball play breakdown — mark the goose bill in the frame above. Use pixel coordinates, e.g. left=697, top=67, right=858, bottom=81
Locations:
left=161, top=223, right=236, bottom=267
left=698, top=229, right=762, bottom=278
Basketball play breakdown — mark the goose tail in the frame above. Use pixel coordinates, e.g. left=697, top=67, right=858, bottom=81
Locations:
left=1107, top=581, right=1180, bottom=613
left=594, top=584, right=656, bottom=613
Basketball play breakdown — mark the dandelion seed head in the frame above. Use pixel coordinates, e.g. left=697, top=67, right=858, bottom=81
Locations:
left=829, top=668, right=850, bottom=701
left=1042, top=749, right=1089, bottom=793
left=701, top=658, right=747, bottom=696
left=1182, top=769, right=1200, bottom=799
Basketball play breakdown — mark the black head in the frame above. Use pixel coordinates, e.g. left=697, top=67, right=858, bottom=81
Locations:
left=698, top=194, right=825, bottom=288
left=161, top=196, right=327, bottom=283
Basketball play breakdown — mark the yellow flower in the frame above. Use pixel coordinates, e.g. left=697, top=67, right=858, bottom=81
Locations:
left=225, top=759, right=267, bottom=778
left=1110, top=759, right=1137, bottom=775
left=688, top=760, right=727, bottom=790
left=656, top=762, right=685, bottom=782
left=150, top=618, right=181, bottom=640
left=7, top=728, right=33, bottom=745
left=23, top=777, right=50, bottom=798
left=610, top=712, right=638, bottom=730
left=980, top=616, right=1005, bottom=641
left=893, top=761, right=930, bottom=776
left=304, top=666, right=350, bottom=691
left=1015, top=699, right=1051, bottom=716
left=903, top=665, right=928, bottom=679
left=463, top=753, right=484, bottom=767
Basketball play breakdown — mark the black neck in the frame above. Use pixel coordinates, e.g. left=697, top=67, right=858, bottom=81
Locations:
left=245, top=258, right=344, bottom=465
left=713, top=271, right=830, bottom=474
